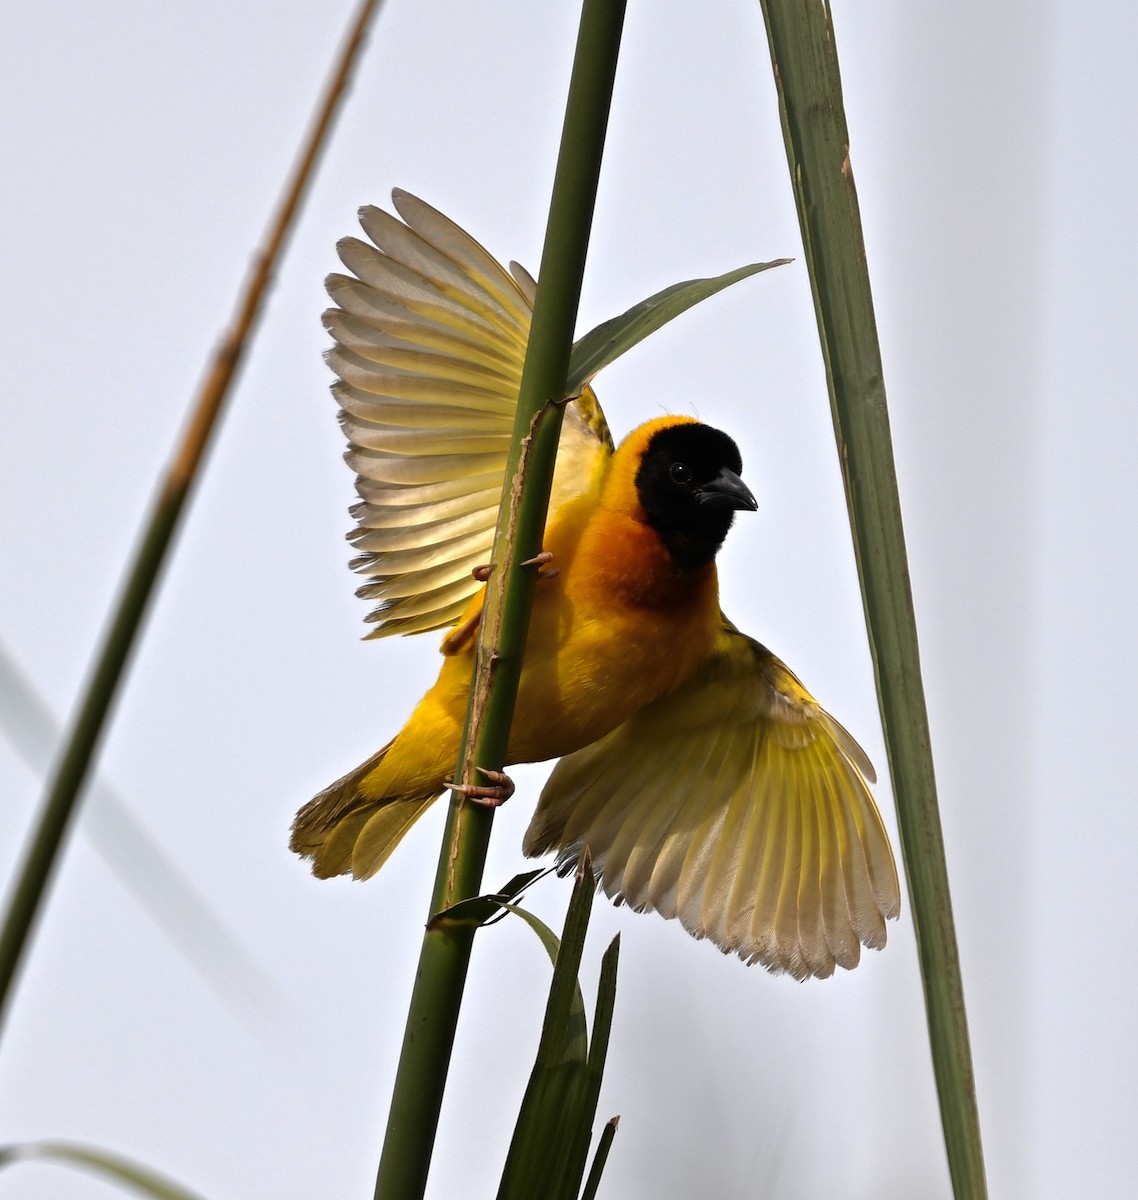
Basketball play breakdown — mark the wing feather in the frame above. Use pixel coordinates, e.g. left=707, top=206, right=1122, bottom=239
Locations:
left=811, top=749, right=860, bottom=970
left=336, top=237, right=524, bottom=346
left=339, top=418, right=513, bottom=459
left=524, top=623, right=901, bottom=978
left=645, top=734, right=737, bottom=923
left=361, top=578, right=481, bottom=637
left=324, top=279, right=521, bottom=370
left=675, top=727, right=748, bottom=947
left=509, top=261, right=539, bottom=303
left=347, top=510, right=497, bottom=554
left=741, top=736, right=793, bottom=967
left=351, top=551, right=488, bottom=602
left=346, top=525, right=494, bottom=574
left=391, top=190, right=536, bottom=323
left=792, top=750, right=831, bottom=977
left=602, top=737, right=694, bottom=903
left=323, top=191, right=612, bottom=637
left=772, top=764, right=806, bottom=976
left=698, top=727, right=757, bottom=952
left=329, top=341, right=520, bottom=393
left=357, top=204, right=528, bottom=321
left=325, top=308, right=505, bottom=364
left=346, top=448, right=507, bottom=487
left=353, top=473, right=503, bottom=507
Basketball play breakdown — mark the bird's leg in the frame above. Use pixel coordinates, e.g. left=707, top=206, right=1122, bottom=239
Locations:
left=441, top=608, right=483, bottom=656
left=445, top=767, right=515, bottom=808
left=520, top=550, right=559, bottom=581
left=471, top=563, right=493, bottom=581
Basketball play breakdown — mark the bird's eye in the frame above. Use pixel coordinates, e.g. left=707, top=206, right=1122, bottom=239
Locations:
left=669, top=462, right=692, bottom=484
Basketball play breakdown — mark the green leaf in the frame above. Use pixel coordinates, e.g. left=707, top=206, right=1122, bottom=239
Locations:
left=585, top=935, right=619, bottom=1085
left=579, top=1116, right=619, bottom=1200
left=498, top=899, right=588, bottom=1066
left=0, top=1141, right=208, bottom=1200
left=497, top=858, right=618, bottom=1200
left=565, top=258, right=790, bottom=396
left=532, top=857, right=594, bottom=1070
left=431, top=871, right=588, bottom=1064
left=428, top=869, right=549, bottom=930
left=566, top=934, right=619, bottom=1200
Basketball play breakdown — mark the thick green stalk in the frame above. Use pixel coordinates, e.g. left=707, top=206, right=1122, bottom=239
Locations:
left=372, top=3, right=626, bottom=1197
left=0, top=0, right=383, bottom=1039
left=757, top=2, right=988, bottom=1196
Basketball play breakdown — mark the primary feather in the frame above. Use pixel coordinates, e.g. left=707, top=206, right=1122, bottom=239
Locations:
left=292, top=191, right=901, bottom=978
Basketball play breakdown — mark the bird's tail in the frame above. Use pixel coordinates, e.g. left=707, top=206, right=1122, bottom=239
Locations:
left=290, top=741, right=442, bottom=880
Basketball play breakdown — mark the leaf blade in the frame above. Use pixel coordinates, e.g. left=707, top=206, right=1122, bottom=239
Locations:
left=565, top=259, right=790, bottom=395
left=0, top=1141, right=208, bottom=1200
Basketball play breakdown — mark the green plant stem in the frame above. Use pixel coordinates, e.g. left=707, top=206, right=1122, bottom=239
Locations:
left=757, top=3, right=988, bottom=1196
left=372, top=4, right=626, bottom=1198
left=0, top=0, right=383, bottom=1040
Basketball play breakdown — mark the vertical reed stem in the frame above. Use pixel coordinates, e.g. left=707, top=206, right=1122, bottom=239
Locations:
left=757, top=3, right=989, bottom=1195
left=372, top=3, right=626, bottom=1197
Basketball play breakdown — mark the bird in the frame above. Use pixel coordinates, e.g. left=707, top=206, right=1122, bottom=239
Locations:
left=290, top=189, right=900, bottom=979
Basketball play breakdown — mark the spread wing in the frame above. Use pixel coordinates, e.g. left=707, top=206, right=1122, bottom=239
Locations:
left=523, top=623, right=900, bottom=979
left=325, top=189, right=612, bottom=638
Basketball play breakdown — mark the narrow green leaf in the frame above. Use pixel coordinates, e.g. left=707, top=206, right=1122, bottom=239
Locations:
left=497, top=904, right=565, bottom=975
left=579, top=1116, right=619, bottom=1200
left=758, top=2, right=988, bottom=1196
left=497, top=1062, right=592, bottom=1200
left=428, top=869, right=549, bottom=929
left=585, top=934, right=619, bottom=1081
left=564, top=934, right=620, bottom=1200
left=533, top=857, right=594, bottom=1070
left=0, top=1141, right=207, bottom=1200
left=492, top=868, right=551, bottom=905
left=431, top=888, right=589, bottom=1063
left=565, top=259, right=789, bottom=396
left=496, top=861, right=614, bottom=1200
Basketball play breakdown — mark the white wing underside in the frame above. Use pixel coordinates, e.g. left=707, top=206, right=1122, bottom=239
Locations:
left=525, top=627, right=900, bottom=978
left=324, top=189, right=611, bottom=637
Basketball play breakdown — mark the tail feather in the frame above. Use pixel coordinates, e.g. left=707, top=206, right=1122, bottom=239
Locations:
left=351, top=795, right=439, bottom=879
left=290, top=740, right=443, bottom=879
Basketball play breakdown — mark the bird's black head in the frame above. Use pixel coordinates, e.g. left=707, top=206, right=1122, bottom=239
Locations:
left=634, top=421, right=757, bottom=570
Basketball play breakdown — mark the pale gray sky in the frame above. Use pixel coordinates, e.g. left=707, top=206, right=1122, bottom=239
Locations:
left=2, top=3, right=1135, bottom=1198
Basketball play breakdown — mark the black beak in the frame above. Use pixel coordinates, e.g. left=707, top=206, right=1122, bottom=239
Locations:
left=695, top=466, right=758, bottom=512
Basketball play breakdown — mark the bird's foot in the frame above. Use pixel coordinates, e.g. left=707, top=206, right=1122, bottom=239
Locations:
left=446, top=767, right=515, bottom=808
left=472, top=552, right=557, bottom=584
left=521, top=550, right=559, bottom=581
